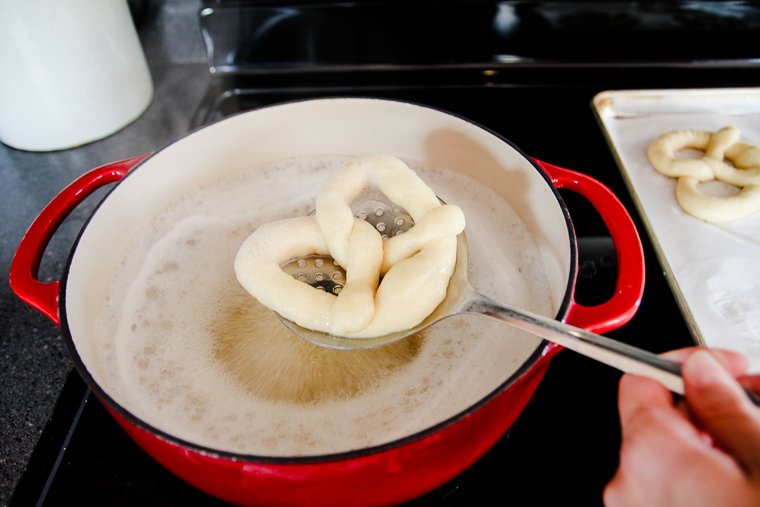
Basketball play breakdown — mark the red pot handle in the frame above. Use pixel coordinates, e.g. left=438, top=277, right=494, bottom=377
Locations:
left=533, top=159, right=645, bottom=335
left=9, top=154, right=149, bottom=327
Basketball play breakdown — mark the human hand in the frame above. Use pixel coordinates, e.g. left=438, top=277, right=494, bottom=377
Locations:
left=604, top=347, right=760, bottom=507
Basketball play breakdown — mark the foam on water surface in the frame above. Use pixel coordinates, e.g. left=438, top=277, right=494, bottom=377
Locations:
left=91, top=156, right=552, bottom=456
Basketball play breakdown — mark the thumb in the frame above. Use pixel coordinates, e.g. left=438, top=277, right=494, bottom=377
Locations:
left=683, top=349, right=760, bottom=472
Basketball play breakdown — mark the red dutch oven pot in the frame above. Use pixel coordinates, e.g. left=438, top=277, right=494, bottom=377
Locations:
left=10, top=98, right=643, bottom=507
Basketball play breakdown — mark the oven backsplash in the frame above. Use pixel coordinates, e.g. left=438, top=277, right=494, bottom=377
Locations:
left=199, top=0, right=760, bottom=74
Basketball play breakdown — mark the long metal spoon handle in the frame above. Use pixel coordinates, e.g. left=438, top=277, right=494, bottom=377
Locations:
left=467, top=292, right=760, bottom=407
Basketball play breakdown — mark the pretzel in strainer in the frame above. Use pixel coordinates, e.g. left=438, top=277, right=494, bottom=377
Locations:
left=647, top=126, right=760, bottom=223
left=235, top=155, right=466, bottom=338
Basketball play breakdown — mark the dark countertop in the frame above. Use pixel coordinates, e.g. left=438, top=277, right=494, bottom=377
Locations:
left=0, top=2, right=207, bottom=503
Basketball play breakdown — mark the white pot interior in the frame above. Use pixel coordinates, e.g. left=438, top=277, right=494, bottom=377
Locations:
left=64, top=98, right=573, bottom=456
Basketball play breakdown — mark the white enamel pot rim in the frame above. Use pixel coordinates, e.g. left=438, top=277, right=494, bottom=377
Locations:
left=57, top=97, right=584, bottom=461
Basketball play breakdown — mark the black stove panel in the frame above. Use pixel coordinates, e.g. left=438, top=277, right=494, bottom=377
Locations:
left=199, top=0, right=760, bottom=71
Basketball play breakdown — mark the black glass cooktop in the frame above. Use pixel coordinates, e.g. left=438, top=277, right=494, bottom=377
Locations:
left=12, top=77, right=707, bottom=507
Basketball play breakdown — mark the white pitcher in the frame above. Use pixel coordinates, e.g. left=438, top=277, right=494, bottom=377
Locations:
left=0, top=0, right=153, bottom=151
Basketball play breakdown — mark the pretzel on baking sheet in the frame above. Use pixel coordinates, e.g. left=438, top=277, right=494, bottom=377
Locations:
left=647, top=126, right=760, bottom=223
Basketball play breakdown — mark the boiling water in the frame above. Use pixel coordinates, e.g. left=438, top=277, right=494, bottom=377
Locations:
left=90, top=156, right=553, bottom=456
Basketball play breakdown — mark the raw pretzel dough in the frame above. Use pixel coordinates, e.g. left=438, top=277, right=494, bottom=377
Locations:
left=647, top=126, right=760, bottom=223
left=234, top=155, right=466, bottom=338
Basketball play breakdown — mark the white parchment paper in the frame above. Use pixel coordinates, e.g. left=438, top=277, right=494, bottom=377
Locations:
left=594, top=88, right=760, bottom=371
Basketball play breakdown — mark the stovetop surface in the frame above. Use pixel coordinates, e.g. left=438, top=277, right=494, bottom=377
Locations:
left=11, top=73, right=716, bottom=505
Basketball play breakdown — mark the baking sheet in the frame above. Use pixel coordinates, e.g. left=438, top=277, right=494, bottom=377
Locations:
left=593, top=88, right=760, bottom=372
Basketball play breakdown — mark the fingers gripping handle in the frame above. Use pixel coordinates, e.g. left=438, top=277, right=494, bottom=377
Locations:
left=534, top=159, right=645, bottom=335
left=9, top=155, right=148, bottom=326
